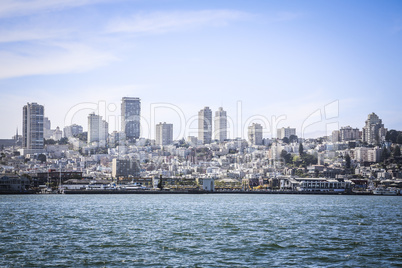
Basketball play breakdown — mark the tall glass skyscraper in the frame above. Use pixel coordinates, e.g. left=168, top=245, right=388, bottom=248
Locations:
left=23, top=102, right=44, bottom=149
left=121, top=97, right=141, bottom=140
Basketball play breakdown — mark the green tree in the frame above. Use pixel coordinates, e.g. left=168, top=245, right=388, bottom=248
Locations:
left=301, top=154, right=317, bottom=166
left=386, top=130, right=399, bottom=143
left=345, top=154, right=351, bottom=169
left=393, top=146, right=401, bottom=157
left=282, top=137, right=289, bottom=144
left=157, top=178, right=163, bottom=189
left=397, top=134, right=402, bottom=145
left=299, top=143, right=304, bottom=156
left=75, top=132, right=88, bottom=142
left=381, top=148, right=390, bottom=162
left=280, top=150, right=292, bottom=165
left=289, top=135, right=298, bottom=143
left=58, top=137, right=69, bottom=145
left=37, top=154, right=46, bottom=163
left=44, top=139, right=56, bottom=145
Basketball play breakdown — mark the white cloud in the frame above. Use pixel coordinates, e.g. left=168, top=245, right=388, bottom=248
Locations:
left=0, top=28, right=68, bottom=43
left=0, top=0, right=108, bottom=18
left=0, top=42, right=117, bottom=79
left=106, top=10, right=250, bottom=34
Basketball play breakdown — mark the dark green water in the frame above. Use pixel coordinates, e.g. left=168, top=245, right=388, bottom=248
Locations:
left=1, top=194, right=401, bottom=267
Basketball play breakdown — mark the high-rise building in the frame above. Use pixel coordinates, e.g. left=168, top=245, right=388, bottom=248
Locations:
left=340, top=126, right=360, bottom=141
left=112, top=158, right=140, bottom=178
left=23, top=102, right=44, bottom=150
left=88, top=113, right=108, bottom=146
left=332, top=130, right=340, bottom=143
left=248, top=123, right=263, bottom=145
left=155, top=122, right=173, bottom=146
left=362, top=113, right=387, bottom=145
left=121, top=97, right=141, bottom=140
left=43, top=117, right=52, bottom=139
left=198, top=107, right=212, bottom=144
left=214, top=107, right=227, bottom=142
left=277, top=127, right=296, bottom=139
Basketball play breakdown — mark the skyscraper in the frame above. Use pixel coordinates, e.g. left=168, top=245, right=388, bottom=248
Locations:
left=23, top=102, right=44, bottom=150
left=248, top=123, right=263, bottom=145
left=121, top=97, right=141, bottom=140
left=362, top=113, right=387, bottom=145
left=214, top=107, right=227, bottom=142
left=155, top=122, right=173, bottom=146
left=198, top=107, right=212, bottom=144
left=88, top=113, right=108, bottom=146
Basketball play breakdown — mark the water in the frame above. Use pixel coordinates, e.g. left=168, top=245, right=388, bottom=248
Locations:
left=1, top=194, right=401, bottom=267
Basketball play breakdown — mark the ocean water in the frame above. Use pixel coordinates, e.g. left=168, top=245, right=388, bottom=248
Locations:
left=0, top=194, right=401, bottom=267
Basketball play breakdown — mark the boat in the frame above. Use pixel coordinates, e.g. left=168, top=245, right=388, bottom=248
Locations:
left=372, top=187, right=398, bottom=195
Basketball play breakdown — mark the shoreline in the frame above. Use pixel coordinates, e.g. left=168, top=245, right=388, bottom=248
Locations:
left=2, top=190, right=397, bottom=195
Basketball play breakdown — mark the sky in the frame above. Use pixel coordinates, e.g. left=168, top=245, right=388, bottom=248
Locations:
left=1, top=0, right=402, bottom=140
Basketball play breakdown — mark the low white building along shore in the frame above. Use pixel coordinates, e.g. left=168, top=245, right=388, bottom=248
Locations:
left=280, top=177, right=352, bottom=193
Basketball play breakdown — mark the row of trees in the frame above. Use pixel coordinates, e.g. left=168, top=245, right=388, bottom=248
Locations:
left=385, top=130, right=402, bottom=144
left=44, top=137, right=69, bottom=145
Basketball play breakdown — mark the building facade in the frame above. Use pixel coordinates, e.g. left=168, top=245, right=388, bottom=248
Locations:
left=112, top=158, right=141, bottom=178
left=155, top=122, right=173, bottom=146
left=214, top=107, right=227, bottom=142
left=198, top=107, right=212, bottom=144
left=43, top=117, right=52, bottom=139
left=248, top=123, right=263, bottom=145
left=51, top=126, right=63, bottom=141
left=88, top=113, right=108, bottom=146
left=23, top=102, right=44, bottom=149
left=277, top=127, right=296, bottom=139
left=121, top=97, right=141, bottom=140
left=362, top=113, right=387, bottom=145
left=109, top=131, right=126, bottom=146
left=64, top=124, right=83, bottom=138
left=340, top=126, right=360, bottom=141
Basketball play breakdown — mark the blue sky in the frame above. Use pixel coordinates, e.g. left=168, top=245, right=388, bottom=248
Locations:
left=1, top=0, right=402, bottom=140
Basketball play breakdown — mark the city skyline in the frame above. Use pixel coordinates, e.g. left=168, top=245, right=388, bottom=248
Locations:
left=1, top=1, right=402, bottom=139
left=6, top=99, right=400, bottom=143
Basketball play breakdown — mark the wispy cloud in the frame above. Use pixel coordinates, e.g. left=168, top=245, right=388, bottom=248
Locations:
left=106, top=10, right=250, bottom=34
left=0, top=28, right=69, bottom=43
left=0, top=42, right=116, bottom=79
left=0, top=0, right=108, bottom=18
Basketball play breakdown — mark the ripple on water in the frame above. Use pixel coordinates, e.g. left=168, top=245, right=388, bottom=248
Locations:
left=0, top=194, right=401, bottom=267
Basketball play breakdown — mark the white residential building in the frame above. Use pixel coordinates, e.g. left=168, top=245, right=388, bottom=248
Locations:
left=362, top=113, right=387, bottom=145
left=198, top=107, right=212, bottom=144
left=214, top=107, right=227, bottom=142
left=155, top=122, right=173, bottom=146
left=88, top=113, right=108, bottom=146
left=248, top=123, right=263, bottom=145
left=277, top=127, right=296, bottom=139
